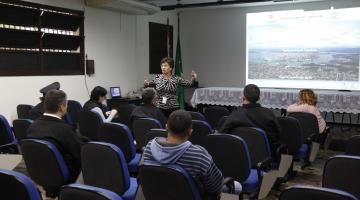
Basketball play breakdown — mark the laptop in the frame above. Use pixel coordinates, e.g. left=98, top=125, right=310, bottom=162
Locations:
left=110, top=87, right=121, bottom=99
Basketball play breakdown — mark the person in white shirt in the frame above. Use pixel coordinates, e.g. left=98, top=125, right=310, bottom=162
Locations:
left=83, top=86, right=117, bottom=123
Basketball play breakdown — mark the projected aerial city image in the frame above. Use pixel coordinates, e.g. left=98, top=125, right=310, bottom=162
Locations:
left=248, top=48, right=359, bottom=81
left=247, top=10, right=360, bottom=82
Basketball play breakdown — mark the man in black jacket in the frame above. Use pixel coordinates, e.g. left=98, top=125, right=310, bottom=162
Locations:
left=29, top=82, right=60, bottom=120
left=27, top=89, right=85, bottom=182
left=220, top=84, right=281, bottom=147
left=130, top=88, right=167, bottom=127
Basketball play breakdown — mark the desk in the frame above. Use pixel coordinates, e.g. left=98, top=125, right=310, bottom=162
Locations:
left=107, top=97, right=141, bottom=110
left=0, top=154, right=22, bottom=170
left=191, top=87, right=360, bottom=114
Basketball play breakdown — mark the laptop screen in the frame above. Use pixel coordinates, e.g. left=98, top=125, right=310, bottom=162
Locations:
left=110, top=87, right=121, bottom=98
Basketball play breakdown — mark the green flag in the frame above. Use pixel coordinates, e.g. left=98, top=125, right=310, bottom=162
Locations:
left=175, top=33, right=185, bottom=110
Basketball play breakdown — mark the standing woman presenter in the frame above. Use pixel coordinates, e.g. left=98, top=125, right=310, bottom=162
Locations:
left=144, top=57, right=198, bottom=117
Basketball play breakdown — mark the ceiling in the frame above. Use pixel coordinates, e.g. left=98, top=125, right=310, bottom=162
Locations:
left=138, top=0, right=328, bottom=10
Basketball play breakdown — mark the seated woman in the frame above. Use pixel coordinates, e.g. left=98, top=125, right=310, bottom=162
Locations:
left=287, top=89, right=326, bottom=134
left=130, top=88, right=167, bottom=127
left=83, top=86, right=117, bottom=123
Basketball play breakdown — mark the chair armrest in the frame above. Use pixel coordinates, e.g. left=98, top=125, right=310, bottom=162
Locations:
left=223, top=177, right=235, bottom=193
left=256, top=157, right=273, bottom=171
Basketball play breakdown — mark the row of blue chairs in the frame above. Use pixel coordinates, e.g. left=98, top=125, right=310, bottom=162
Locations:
left=0, top=169, right=124, bottom=200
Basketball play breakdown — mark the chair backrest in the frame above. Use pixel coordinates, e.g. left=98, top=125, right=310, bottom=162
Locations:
left=205, top=134, right=251, bottom=182
left=190, top=120, right=212, bottom=147
left=204, top=106, right=230, bottom=129
left=13, top=119, right=33, bottom=142
left=345, top=135, right=360, bottom=156
left=21, top=139, right=69, bottom=193
left=0, top=115, right=17, bottom=147
left=288, top=112, right=319, bottom=141
left=66, top=100, right=82, bottom=127
left=145, top=129, right=167, bottom=144
left=17, top=104, right=34, bottom=119
left=78, top=111, right=103, bottom=141
left=59, top=184, right=122, bottom=200
left=138, top=164, right=202, bottom=200
left=112, top=104, right=137, bottom=128
left=231, top=127, right=272, bottom=168
left=98, top=123, right=136, bottom=162
left=277, top=116, right=303, bottom=155
left=0, top=169, right=42, bottom=200
left=280, top=185, right=358, bottom=200
left=133, top=118, right=162, bottom=150
left=217, top=115, right=228, bottom=131
left=323, top=155, right=360, bottom=199
left=190, top=111, right=206, bottom=121
left=81, top=142, right=131, bottom=197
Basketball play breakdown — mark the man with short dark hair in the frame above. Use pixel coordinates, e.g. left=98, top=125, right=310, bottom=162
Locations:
left=220, top=84, right=281, bottom=146
left=29, top=82, right=60, bottom=120
left=27, top=89, right=85, bottom=182
left=143, top=110, right=224, bottom=198
left=130, top=88, right=167, bottom=127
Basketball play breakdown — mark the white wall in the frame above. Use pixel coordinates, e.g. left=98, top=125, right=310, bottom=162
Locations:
left=180, top=0, right=360, bottom=87
left=1, top=0, right=139, bottom=122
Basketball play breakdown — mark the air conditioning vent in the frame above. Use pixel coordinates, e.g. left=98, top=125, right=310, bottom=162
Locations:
left=85, top=0, right=160, bottom=15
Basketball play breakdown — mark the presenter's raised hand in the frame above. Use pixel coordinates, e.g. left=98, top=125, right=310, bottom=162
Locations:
left=144, top=76, right=150, bottom=86
left=191, top=70, right=197, bottom=81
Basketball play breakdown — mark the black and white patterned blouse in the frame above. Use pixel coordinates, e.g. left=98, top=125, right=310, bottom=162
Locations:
left=149, top=74, right=194, bottom=109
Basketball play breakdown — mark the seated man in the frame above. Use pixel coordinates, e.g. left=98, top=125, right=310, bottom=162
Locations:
left=220, top=84, right=281, bottom=147
left=29, top=82, right=60, bottom=120
left=130, top=88, right=167, bottom=127
left=27, top=89, right=86, bottom=182
left=143, top=110, right=224, bottom=199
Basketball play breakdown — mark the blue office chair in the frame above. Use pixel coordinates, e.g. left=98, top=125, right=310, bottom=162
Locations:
left=230, top=127, right=273, bottom=169
left=138, top=164, right=202, bottom=200
left=280, top=185, right=358, bottom=200
left=323, top=155, right=360, bottom=199
left=0, top=169, right=42, bottom=200
left=21, top=139, right=71, bottom=197
left=112, top=104, right=137, bottom=129
left=190, top=111, right=207, bottom=121
left=98, top=123, right=141, bottom=173
left=204, top=106, right=230, bottom=130
left=81, top=142, right=138, bottom=200
left=66, top=100, right=83, bottom=129
left=59, top=184, right=123, bottom=200
left=133, top=118, right=163, bottom=150
left=12, top=119, right=33, bottom=142
left=288, top=112, right=319, bottom=141
left=17, top=104, right=34, bottom=119
left=278, top=116, right=309, bottom=160
left=190, top=120, right=213, bottom=147
left=345, top=135, right=360, bottom=156
left=205, top=134, right=262, bottom=197
left=78, top=110, right=103, bottom=141
left=0, top=114, right=18, bottom=154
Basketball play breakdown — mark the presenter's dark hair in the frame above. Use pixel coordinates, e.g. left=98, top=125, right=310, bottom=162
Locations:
left=244, top=84, right=260, bottom=103
left=44, top=90, right=67, bottom=113
left=167, top=110, right=192, bottom=136
left=160, top=57, right=174, bottom=69
left=142, top=88, right=157, bottom=105
left=90, top=86, right=107, bottom=101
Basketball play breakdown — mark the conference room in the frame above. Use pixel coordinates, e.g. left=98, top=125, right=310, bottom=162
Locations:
left=0, top=0, right=360, bottom=199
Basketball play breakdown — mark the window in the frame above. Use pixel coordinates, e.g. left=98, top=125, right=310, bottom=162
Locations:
left=149, top=22, right=173, bottom=74
left=0, top=0, right=84, bottom=76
